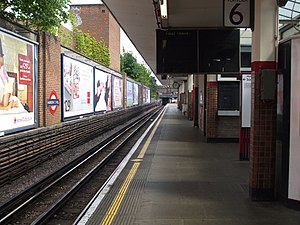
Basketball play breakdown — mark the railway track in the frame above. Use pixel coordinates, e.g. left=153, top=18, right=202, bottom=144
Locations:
left=0, top=104, right=156, bottom=187
left=0, top=106, right=164, bottom=225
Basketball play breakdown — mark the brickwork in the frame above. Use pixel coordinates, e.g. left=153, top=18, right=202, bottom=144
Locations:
left=217, top=116, right=240, bottom=138
left=75, top=4, right=120, bottom=72
left=38, top=31, right=62, bottom=127
left=75, top=5, right=109, bottom=45
left=250, top=62, right=277, bottom=200
left=109, top=13, right=121, bottom=71
left=0, top=104, right=157, bottom=183
left=206, top=82, right=218, bottom=138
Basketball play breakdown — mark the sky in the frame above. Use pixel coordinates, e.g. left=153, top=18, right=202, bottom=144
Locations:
left=70, top=0, right=151, bottom=65
left=70, top=0, right=160, bottom=84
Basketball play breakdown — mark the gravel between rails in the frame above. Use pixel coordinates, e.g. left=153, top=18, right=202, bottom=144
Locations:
left=0, top=117, right=137, bottom=205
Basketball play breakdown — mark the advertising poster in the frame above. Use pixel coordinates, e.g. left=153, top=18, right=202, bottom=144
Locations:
left=112, top=76, right=123, bottom=109
left=62, top=55, right=94, bottom=118
left=133, top=83, right=139, bottom=105
left=95, top=69, right=112, bottom=112
left=127, top=80, right=133, bottom=107
left=146, top=88, right=151, bottom=103
left=142, top=87, right=150, bottom=103
left=0, top=31, right=36, bottom=134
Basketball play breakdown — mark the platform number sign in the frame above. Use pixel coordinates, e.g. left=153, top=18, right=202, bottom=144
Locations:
left=223, top=0, right=253, bottom=28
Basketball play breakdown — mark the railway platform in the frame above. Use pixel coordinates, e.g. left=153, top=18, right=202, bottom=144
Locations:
left=77, top=103, right=300, bottom=225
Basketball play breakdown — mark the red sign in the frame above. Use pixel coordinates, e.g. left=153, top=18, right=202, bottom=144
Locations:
left=48, top=91, right=59, bottom=115
left=18, top=54, right=32, bottom=85
left=87, top=92, right=90, bottom=104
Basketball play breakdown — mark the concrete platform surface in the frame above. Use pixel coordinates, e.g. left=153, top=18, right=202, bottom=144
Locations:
left=82, top=104, right=300, bottom=225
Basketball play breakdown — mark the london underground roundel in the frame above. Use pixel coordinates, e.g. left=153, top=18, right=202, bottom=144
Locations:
left=48, top=91, right=59, bottom=115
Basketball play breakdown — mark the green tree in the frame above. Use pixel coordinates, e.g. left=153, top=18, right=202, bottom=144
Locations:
left=74, top=30, right=110, bottom=66
left=0, top=0, right=70, bottom=33
left=121, top=51, right=139, bottom=80
left=121, top=50, right=158, bottom=99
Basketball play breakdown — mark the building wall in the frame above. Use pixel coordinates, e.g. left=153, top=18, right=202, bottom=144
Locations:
left=217, top=116, right=240, bottom=138
left=38, top=31, right=61, bottom=127
left=109, top=13, right=121, bottom=72
left=203, top=74, right=240, bottom=142
left=73, top=4, right=120, bottom=72
left=206, top=78, right=218, bottom=139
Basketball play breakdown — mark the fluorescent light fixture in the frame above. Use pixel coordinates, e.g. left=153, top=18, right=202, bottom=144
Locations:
left=160, top=0, right=168, bottom=19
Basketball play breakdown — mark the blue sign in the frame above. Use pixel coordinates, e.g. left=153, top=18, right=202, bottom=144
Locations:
left=47, top=99, right=59, bottom=106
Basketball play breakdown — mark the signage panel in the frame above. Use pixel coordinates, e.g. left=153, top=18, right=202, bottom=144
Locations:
left=156, top=30, right=198, bottom=74
left=156, top=29, right=240, bottom=74
left=223, top=0, right=253, bottom=28
left=241, top=74, right=251, bottom=127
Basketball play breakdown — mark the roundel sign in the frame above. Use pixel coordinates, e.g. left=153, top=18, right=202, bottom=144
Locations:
left=48, top=91, right=59, bottom=115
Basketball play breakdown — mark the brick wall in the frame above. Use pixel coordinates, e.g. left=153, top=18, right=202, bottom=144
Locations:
left=75, top=4, right=120, bottom=72
left=217, top=116, right=240, bottom=138
left=109, top=13, right=120, bottom=71
left=76, top=5, right=109, bottom=45
left=206, top=82, right=218, bottom=138
left=250, top=63, right=277, bottom=200
left=38, top=31, right=62, bottom=127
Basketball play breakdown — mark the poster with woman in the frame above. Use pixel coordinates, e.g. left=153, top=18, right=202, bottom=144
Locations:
left=62, top=55, right=94, bottom=119
left=0, top=31, right=37, bottom=134
left=112, top=76, right=123, bottom=109
left=94, top=69, right=111, bottom=112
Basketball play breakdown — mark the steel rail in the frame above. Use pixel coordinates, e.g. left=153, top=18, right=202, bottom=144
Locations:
left=0, top=106, right=162, bottom=224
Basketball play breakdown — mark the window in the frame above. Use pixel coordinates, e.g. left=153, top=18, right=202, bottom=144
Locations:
left=241, top=45, right=251, bottom=68
left=218, top=81, right=240, bottom=110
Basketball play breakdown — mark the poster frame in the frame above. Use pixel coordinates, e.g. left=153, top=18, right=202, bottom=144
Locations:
left=94, top=67, right=112, bottom=114
left=61, top=54, right=94, bottom=121
left=0, top=29, right=38, bottom=136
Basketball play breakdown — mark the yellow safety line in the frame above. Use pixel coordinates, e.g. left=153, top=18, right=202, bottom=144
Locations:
left=137, top=108, right=166, bottom=159
left=100, top=162, right=140, bottom=225
left=100, top=107, right=166, bottom=225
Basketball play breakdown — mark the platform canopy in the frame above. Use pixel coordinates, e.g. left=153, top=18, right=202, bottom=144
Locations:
left=102, top=0, right=296, bottom=85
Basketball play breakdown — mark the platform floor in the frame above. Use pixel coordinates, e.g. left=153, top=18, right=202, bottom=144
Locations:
left=80, top=104, right=300, bottom=225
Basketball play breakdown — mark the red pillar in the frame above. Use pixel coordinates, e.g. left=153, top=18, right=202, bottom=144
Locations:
left=249, top=0, right=278, bottom=200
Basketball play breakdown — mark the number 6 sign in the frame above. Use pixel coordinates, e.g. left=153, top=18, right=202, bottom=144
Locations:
left=223, top=0, right=253, bottom=29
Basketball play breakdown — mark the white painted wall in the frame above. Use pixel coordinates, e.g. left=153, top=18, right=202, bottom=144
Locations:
left=289, top=37, right=300, bottom=201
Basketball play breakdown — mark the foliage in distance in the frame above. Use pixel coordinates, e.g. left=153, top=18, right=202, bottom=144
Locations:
left=121, top=50, right=158, bottom=99
left=0, top=0, right=70, bottom=33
